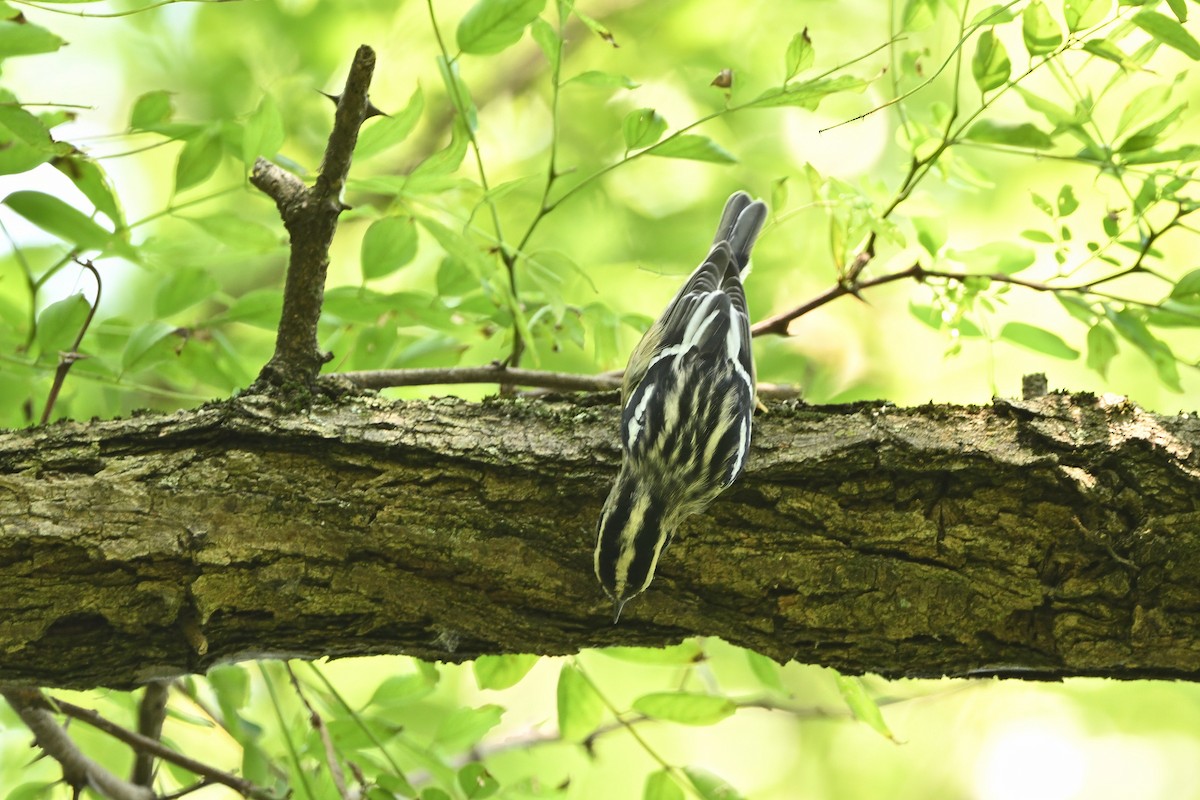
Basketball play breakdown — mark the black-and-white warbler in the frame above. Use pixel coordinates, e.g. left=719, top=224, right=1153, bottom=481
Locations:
left=594, top=191, right=768, bottom=622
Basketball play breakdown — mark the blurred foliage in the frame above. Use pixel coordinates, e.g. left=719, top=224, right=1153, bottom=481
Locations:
left=3, top=0, right=1200, bottom=797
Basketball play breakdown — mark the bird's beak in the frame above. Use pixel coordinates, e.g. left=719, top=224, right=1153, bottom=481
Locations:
left=612, top=597, right=629, bottom=624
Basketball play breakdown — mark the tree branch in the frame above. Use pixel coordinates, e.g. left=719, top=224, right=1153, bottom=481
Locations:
left=1, top=687, right=155, bottom=800
left=131, top=679, right=169, bottom=787
left=250, top=45, right=377, bottom=396
left=2, top=393, right=1199, bottom=689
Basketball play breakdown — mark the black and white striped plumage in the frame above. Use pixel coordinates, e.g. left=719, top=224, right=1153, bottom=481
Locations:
left=594, top=191, right=768, bottom=622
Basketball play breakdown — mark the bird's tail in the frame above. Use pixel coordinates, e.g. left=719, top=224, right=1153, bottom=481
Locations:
left=711, top=191, right=767, bottom=274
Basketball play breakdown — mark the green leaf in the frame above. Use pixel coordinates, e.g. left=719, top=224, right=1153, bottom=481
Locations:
left=122, top=320, right=178, bottom=372
left=682, top=767, right=744, bottom=800
left=1166, top=0, right=1187, bottom=23
left=1056, top=293, right=1096, bottom=324
left=1082, top=38, right=1134, bottom=68
left=1171, top=268, right=1200, bottom=302
left=1106, top=306, right=1182, bottom=391
left=1118, top=105, right=1185, bottom=153
left=410, top=116, right=470, bottom=179
left=747, top=74, right=868, bottom=109
left=433, top=704, right=504, bottom=752
left=457, top=764, right=500, bottom=800
left=1065, top=0, right=1107, bottom=31
left=969, top=5, right=1017, bottom=26
left=622, top=107, right=668, bottom=149
left=242, top=94, right=284, bottom=166
left=421, top=790, right=453, bottom=800
left=361, top=216, right=419, bottom=281
left=902, top=0, right=937, bottom=31
left=745, top=650, right=787, bottom=693
left=834, top=674, right=895, bottom=740
left=1086, top=323, right=1118, bottom=377
left=473, top=654, right=539, bottom=690
left=156, top=266, right=219, bottom=317
left=947, top=242, right=1036, bottom=274
left=456, top=0, right=546, bottom=55
left=6, top=190, right=114, bottom=251
left=556, top=663, right=605, bottom=742
left=999, top=321, right=1080, bottom=359
left=5, top=784, right=60, bottom=800
left=355, top=87, right=424, bottom=160
left=632, top=692, right=736, bottom=726
left=972, top=30, right=1010, bottom=92
left=36, top=293, right=90, bottom=355
left=912, top=216, right=946, bottom=256
left=0, top=104, right=55, bottom=175
left=436, top=56, right=478, bottom=132
left=175, top=127, right=223, bottom=192
left=600, top=641, right=703, bottom=664
left=645, top=134, right=735, bottom=163
left=1022, top=0, right=1062, bottom=56
left=130, top=90, right=174, bottom=130
left=963, top=120, right=1054, bottom=149
left=0, top=17, right=63, bottom=60
left=1057, top=185, right=1079, bottom=216
left=784, top=29, right=814, bottom=79
left=214, top=288, right=283, bottom=329
left=1131, top=10, right=1200, bottom=60
left=530, top=16, right=560, bottom=69
left=187, top=212, right=279, bottom=252
left=52, top=155, right=123, bottom=229
left=1021, top=229, right=1055, bottom=243
left=367, top=668, right=439, bottom=707
left=564, top=70, right=639, bottom=89
left=644, top=769, right=685, bottom=800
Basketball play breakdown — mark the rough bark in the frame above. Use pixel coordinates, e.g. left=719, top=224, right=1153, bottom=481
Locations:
left=1, top=391, right=1198, bottom=690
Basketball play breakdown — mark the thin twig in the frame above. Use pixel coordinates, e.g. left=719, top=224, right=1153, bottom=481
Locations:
left=2, top=687, right=155, bottom=800
left=5, top=689, right=282, bottom=800
left=40, top=260, right=101, bottom=425
left=286, top=663, right=352, bottom=800
left=131, top=679, right=170, bottom=787
left=330, top=365, right=803, bottom=399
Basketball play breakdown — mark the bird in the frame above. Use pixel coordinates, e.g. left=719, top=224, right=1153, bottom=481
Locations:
left=594, top=191, right=768, bottom=622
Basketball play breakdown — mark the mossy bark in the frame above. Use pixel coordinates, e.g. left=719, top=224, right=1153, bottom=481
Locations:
left=1, top=392, right=1197, bottom=689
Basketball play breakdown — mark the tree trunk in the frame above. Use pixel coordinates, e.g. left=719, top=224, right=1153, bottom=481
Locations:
left=1, top=391, right=1197, bottom=689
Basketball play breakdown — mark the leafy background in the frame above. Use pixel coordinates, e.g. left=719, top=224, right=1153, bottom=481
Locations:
left=3, top=0, right=1200, bottom=798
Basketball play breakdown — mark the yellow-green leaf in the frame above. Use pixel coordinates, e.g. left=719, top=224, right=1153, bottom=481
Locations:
left=834, top=674, right=895, bottom=741
left=632, top=692, right=736, bottom=726
left=556, top=663, right=605, bottom=742
left=972, top=30, right=1010, bottom=92
left=473, top=654, right=539, bottom=690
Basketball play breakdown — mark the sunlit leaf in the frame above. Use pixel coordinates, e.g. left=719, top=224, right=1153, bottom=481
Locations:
left=355, top=86, right=424, bottom=160
left=1106, top=305, right=1182, bottom=391
left=564, top=70, right=639, bottom=89
left=784, top=29, right=814, bottom=79
left=1022, top=0, right=1062, bottom=56
left=473, top=654, right=539, bottom=690
left=747, top=75, right=868, bottom=109
left=175, top=126, right=223, bottom=192
left=644, top=769, right=685, bottom=800
left=122, top=320, right=178, bottom=372
left=457, top=0, right=545, bottom=55
left=242, top=94, right=284, bottom=166
left=156, top=266, right=219, bottom=317
left=361, top=216, right=419, bottom=281
left=972, top=30, right=1010, bottom=92
left=457, top=763, right=500, bottom=799
left=1131, top=10, right=1200, bottom=60
left=600, top=641, right=704, bottom=664
left=1057, top=185, right=1079, bottom=216
left=835, top=674, right=895, bottom=740
left=632, top=692, right=736, bottom=726
left=623, top=107, right=668, bottom=149
left=130, top=90, right=174, bottom=130
left=1065, top=0, right=1107, bottom=31
left=902, top=0, right=937, bottom=31
left=530, top=16, right=559, bottom=69
left=645, top=134, right=735, bottom=163
left=35, top=293, right=90, bottom=355
left=6, top=190, right=114, bottom=251
left=1000, top=321, right=1080, bottom=359
left=947, top=242, right=1036, bottom=274
left=433, top=704, right=504, bottom=752
left=0, top=17, right=63, bottom=60
left=963, top=120, right=1054, bottom=149
left=557, top=663, right=605, bottom=742
left=1086, top=323, right=1118, bottom=377
left=682, top=767, right=744, bottom=800
left=52, top=155, right=123, bottom=229
left=746, top=650, right=787, bottom=693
